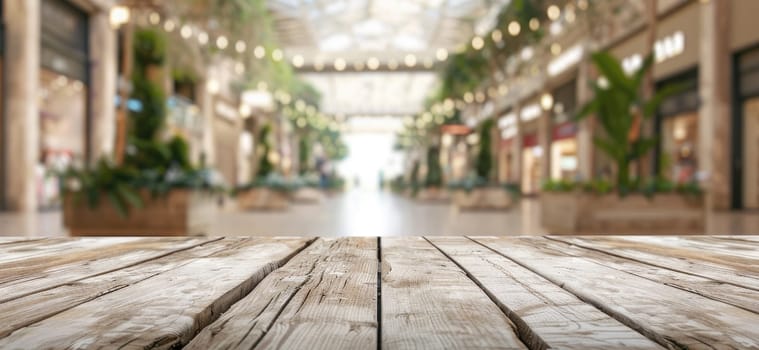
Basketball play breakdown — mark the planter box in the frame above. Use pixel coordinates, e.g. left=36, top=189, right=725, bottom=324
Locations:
left=291, top=187, right=325, bottom=204
left=454, top=188, right=514, bottom=211
left=540, top=192, right=705, bottom=234
left=236, top=188, right=290, bottom=211
left=416, top=187, right=451, bottom=203
left=64, top=190, right=216, bottom=236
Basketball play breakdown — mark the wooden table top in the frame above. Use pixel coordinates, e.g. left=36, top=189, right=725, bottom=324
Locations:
left=0, top=236, right=758, bottom=349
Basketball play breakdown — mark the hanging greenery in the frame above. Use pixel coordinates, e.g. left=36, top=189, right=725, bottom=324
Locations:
left=255, top=123, right=275, bottom=179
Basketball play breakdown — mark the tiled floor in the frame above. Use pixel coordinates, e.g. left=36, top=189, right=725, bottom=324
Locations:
left=1, top=190, right=758, bottom=237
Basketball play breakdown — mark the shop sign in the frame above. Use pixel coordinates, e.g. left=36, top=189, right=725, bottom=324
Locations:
left=552, top=122, right=578, bottom=141
left=520, top=104, right=542, bottom=122
left=547, top=45, right=584, bottom=77
left=622, top=31, right=685, bottom=75
left=523, top=133, right=539, bottom=147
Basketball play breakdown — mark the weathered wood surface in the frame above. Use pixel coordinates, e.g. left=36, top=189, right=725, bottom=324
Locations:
left=426, top=237, right=661, bottom=349
left=187, top=237, right=377, bottom=350
left=474, top=236, right=759, bottom=349
left=552, top=235, right=759, bottom=291
left=0, top=237, right=312, bottom=349
left=0, top=237, right=215, bottom=303
left=381, top=237, right=527, bottom=349
left=1, top=236, right=759, bottom=349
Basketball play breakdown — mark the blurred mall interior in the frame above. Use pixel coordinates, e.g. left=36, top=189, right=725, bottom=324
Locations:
left=0, top=0, right=758, bottom=236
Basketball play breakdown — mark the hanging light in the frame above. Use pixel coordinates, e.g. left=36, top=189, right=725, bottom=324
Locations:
left=334, top=58, right=347, bottom=71
left=404, top=54, right=417, bottom=67
left=547, top=5, right=561, bottom=20
left=550, top=43, right=562, bottom=55
left=163, top=19, right=175, bottom=32
left=541, top=93, right=554, bottom=111
left=367, top=57, right=380, bottom=70
left=272, top=49, right=284, bottom=61
left=491, top=29, right=503, bottom=43
left=292, top=55, right=305, bottom=68
left=508, top=21, right=521, bottom=36
left=148, top=12, right=160, bottom=25
left=109, top=6, right=130, bottom=28
left=180, top=25, right=192, bottom=39
left=197, top=31, right=209, bottom=45
left=436, top=48, right=448, bottom=61
left=471, top=36, right=485, bottom=50
left=529, top=18, right=540, bottom=31
left=216, top=36, right=228, bottom=50
left=254, top=46, right=265, bottom=59
left=235, top=40, right=246, bottom=53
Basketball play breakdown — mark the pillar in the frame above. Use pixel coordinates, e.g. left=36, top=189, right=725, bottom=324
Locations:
left=576, top=59, right=593, bottom=181
left=699, top=0, right=731, bottom=210
left=199, top=75, right=216, bottom=167
left=3, top=0, right=40, bottom=212
left=539, top=94, right=551, bottom=186
left=89, top=9, right=117, bottom=161
left=511, top=105, right=522, bottom=183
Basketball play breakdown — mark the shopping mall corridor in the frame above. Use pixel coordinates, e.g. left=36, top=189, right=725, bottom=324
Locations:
left=2, top=190, right=759, bottom=237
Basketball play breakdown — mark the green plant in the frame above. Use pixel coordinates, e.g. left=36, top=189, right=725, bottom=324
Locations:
left=425, top=146, right=443, bottom=188
left=409, top=160, right=421, bottom=197
left=575, top=52, right=680, bottom=195
left=256, top=123, right=275, bottom=178
left=298, top=135, right=311, bottom=176
left=475, top=119, right=495, bottom=180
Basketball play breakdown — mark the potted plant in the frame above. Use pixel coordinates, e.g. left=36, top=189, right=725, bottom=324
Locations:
left=540, top=52, right=705, bottom=234
left=416, top=146, right=450, bottom=203
left=452, top=119, right=516, bottom=210
left=234, top=123, right=295, bottom=210
left=59, top=29, right=221, bottom=236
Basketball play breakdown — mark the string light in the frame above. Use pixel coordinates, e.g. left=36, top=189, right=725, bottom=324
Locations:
left=404, top=54, right=417, bottom=67
left=367, top=57, right=380, bottom=70
left=216, top=36, right=228, bottom=49
left=235, top=40, right=246, bottom=53
left=436, top=48, right=448, bottom=61
left=334, top=58, right=347, bottom=71
left=197, top=31, right=208, bottom=45
left=547, top=5, right=561, bottom=20
left=254, top=46, right=265, bottom=59
left=529, top=18, right=540, bottom=31
left=163, top=19, right=175, bottom=32
left=272, top=49, right=284, bottom=61
left=508, top=21, right=521, bottom=36
left=491, top=29, right=503, bottom=42
left=180, top=25, right=192, bottom=39
left=292, top=55, right=305, bottom=68
left=471, top=36, right=485, bottom=50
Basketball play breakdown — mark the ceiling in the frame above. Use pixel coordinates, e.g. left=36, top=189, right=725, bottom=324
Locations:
left=267, top=0, right=509, bottom=118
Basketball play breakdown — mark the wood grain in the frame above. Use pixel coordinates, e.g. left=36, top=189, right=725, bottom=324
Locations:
left=187, top=237, right=378, bottom=350
left=0, top=238, right=265, bottom=338
left=552, top=236, right=759, bottom=291
left=0, top=237, right=312, bottom=350
left=474, top=237, right=759, bottom=349
left=426, top=236, right=661, bottom=350
left=381, top=237, right=527, bottom=349
left=0, top=237, right=214, bottom=303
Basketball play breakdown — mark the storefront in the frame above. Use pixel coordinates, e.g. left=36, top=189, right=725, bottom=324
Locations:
left=496, top=110, right=517, bottom=183
left=733, top=46, right=759, bottom=209
left=212, top=97, right=242, bottom=186
left=519, top=101, right=542, bottom=194
left=654, top=69, right=699, bottom=183
left=37, top=0, right=90, bottom=208
left=548, top=80, right=578, bottom=181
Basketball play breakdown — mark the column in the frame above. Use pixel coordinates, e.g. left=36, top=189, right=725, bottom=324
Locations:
left=3, top=0, right=40, bottom=212
left=88, top=9, right=117, bottom=161
left=576, top=59, right=593, bottom=181
left=198, top=75, right=216, bottom=167
left=699, top=0, right=731, bottom=210
left=511, top=104, right=522, bottom=183
left=539, top=94, right=551, bottom=186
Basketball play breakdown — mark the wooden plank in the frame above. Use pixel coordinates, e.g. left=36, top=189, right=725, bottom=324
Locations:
left=381, top=237, right=527, bottom=349
left=0, top=238, right=274, bottom=338
left=551, top=236, right=759, bottom=291
left=539, top=237, right=759, bottom=314
left=426, top=236, right=662, bottom=350
left=0, top=238, right=137, bottom=264
left=474, top=237, right=759, bottom=349
left=0, top=237, right=312, bottom=349
left=0, top=238, right=45, bottom=246
left=186, top=237, right=377, bottom=350
left=0, top=237, right=215, bottom=303
left=587, top=235, right=759, bottom=261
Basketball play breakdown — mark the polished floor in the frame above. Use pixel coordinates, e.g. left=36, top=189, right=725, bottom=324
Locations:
left=1, top=190, right=758, bottom=237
